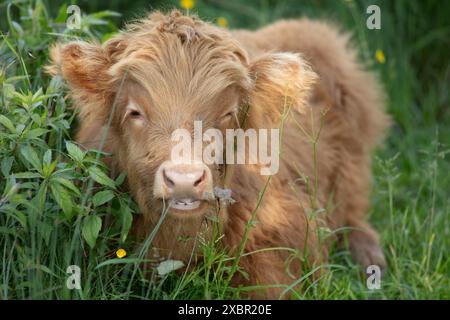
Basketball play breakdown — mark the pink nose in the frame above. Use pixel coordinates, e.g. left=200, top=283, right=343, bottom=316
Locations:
left=163, top=165, right=205, bottom=191
left=154, top=161, right=213, bottom=199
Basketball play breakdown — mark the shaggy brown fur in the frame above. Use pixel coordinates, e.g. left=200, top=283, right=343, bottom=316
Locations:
left=47, top=10, right=390, bottom=299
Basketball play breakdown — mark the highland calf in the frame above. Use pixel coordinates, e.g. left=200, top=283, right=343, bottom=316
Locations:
left=48, top=10, right=390, bottom=298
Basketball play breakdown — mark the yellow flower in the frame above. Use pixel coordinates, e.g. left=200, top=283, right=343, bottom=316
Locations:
left=180, top=0, right=195, bottom=10
left=375, top=49, right=386, bottom=64
left=116, top=248, right=127, bottom=259
left=216, top=17, right=228, bottom=28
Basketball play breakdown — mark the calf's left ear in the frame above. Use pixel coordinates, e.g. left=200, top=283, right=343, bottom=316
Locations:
left=246, top=52, right=317, bottom=127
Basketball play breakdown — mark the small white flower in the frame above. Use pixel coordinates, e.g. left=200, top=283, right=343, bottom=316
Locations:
left=214, top=187, right=236, bottom=204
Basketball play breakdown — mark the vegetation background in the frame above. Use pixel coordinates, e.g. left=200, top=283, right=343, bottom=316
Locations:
left=0, top=0, right=449, bottom=299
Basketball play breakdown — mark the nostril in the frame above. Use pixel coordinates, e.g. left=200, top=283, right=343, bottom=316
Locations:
left=193, top=170, right=206, bottom=187
left=163, top=169, right=175, bottom=188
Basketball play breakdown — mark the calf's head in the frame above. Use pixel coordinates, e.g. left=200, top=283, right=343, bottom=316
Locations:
left=48, top=10, right=316, bottom=220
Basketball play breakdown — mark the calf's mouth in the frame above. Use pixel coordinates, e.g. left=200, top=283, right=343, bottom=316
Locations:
left=153, top=197, right=213, bottom=218
left=170, top=198, right=202, bottom=211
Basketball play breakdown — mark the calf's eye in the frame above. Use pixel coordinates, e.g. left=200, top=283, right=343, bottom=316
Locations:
left=221, top=112, right=234, bottom=122
left=129, top=110, right=141, bottom=118
left=122, top=107, right=145, bottom=125
left=126, top=108, right=145, bottom=121
left=123, top=101, right=146, bottom=125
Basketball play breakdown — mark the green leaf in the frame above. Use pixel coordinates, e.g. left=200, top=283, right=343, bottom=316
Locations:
left=90, top=10, right=121, bottom=19
left=50, top=183, right=73, bottom=220
left=120, top=202, right=133, bottom=243
left=29, top=264, right=58, bottom=278
left=16, top=124, right=25, bottom=135
left=115, top=172, right=127, bottom=186
left=34, top=181, right=49, bottom=213
left=37, top=221, right=52, bottom=245
left=0, top=115, right=16, bottom=133
left=53, top=177, right=81, bottom=196
left=95, top=258, right=143, bottom=270
left=82, top=215, right=102, bottom=249
left=88, top=166, right=116, bottom=189
left=11, top=21, right=24, bottom=36
left=26, top=128, right=48, bottom=140
left=55, top=3, right=68, bottom=23
left=66, top=141, right=85, bottom=162
left=1, top=157, right=14, bottom=176
left=43, top=149, right=52, bottom=167
left=92, top=190, right=114, bottom=207
left=20, top=145, right=42, bottom=172
left=42, top=150, right=55, bottom=178
left=14, top=172, right=42, bottom=179
left=2, top=208, right=27, bottom=229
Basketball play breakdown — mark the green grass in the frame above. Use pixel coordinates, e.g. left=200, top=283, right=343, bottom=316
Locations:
left=0, top=0, right=449, bottom=299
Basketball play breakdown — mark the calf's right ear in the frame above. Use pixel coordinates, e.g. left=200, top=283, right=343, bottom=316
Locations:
left=46, top=41, right=116, bottom=120
left=246, top=52, right=318, bottom=128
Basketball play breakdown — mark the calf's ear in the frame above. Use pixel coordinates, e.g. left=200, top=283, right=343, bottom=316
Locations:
left=246, top=52, right=317, bottom=128
left=46, top=41, right=116, bottom=120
